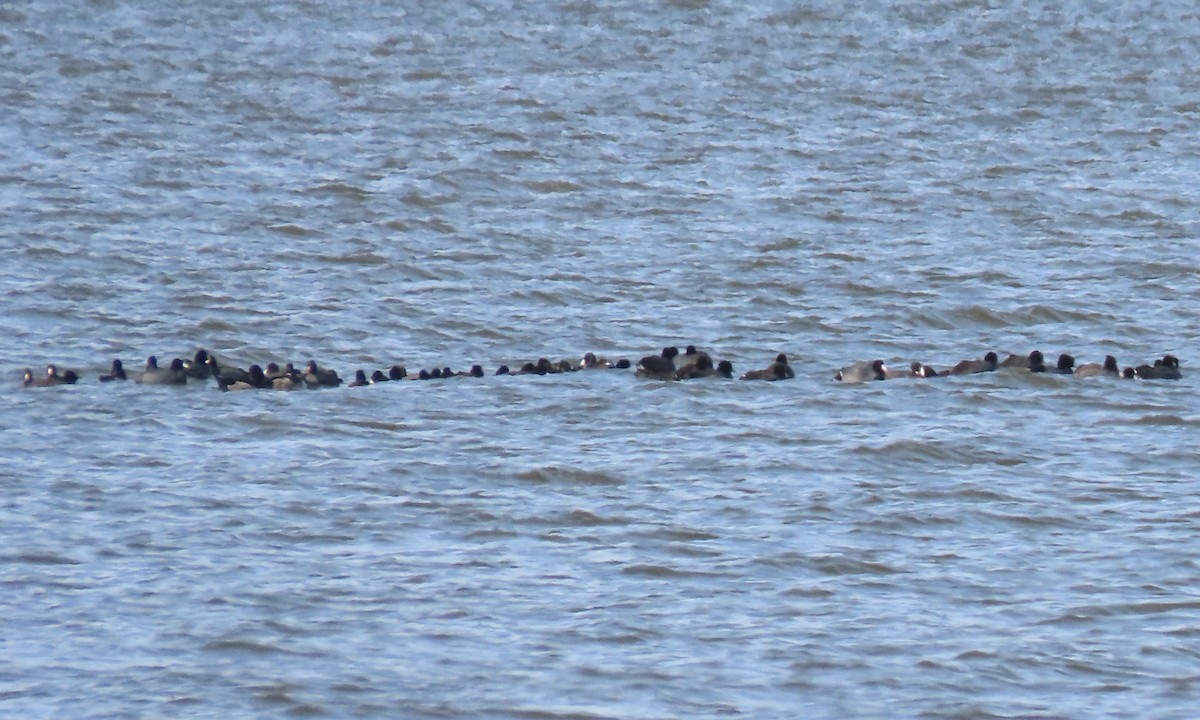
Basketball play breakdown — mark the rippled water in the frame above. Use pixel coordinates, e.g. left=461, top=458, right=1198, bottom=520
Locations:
left=5, top=1, right=1200, bottom=718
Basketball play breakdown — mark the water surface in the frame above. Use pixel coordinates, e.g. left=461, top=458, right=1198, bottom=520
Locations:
left=4, top=1, right=1200, bottom=718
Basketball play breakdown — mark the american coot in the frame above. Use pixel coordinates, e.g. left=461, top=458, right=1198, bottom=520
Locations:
left=1074, top=355, right=1119, bottom=378
left=370, top=370, right=389, bottom=383
left=771, top=354, right=796, bottom=379
left=218, top=364, right=269, bottom=391
left=1027, top=351, right=1047, bottom=373
left=675, top=354, right=717, bottom=379
left=272, top=372, right=303, bottom=390
left=742, top=354, right=795, bottom=381
left=264, top=363, right=286, bottom=381
left=517, top=358, right=557, bottom=375
left=24, top=365, right=79, bottom=387
left=1000, top=350, right=1047, bottom=373
left=1136, top=355, right=1182, bottom=380
left=885, top=361, right=939, bottom=379
left=347, top=370, right=370, bottom=387
left=999, top=350, right=1045, bottom=370
left=675, top=345, right=712, bottom=372
left=303, top=360, right=342, bottom=388
left=138, top=356, right=187, bottom=385
left=943, top=351, right=998, bottom=375
left=206, top=356, right=251, bottom=386
left=1050, top=354, right=1075, bottom=374
left=99, top=359, right=127, bottom=382
left=223, top=369, right=272, bottom=391
left=182, top=349, right=212, bottom=380
left=913, top=363, right=940, bottom=378
left=389, top=364, right=407, bottom=380
left=636, top=346, right=679, bottom=380
left=578, top=352, right=612, bottom=370
left=835, top=360, right=887, bottom=383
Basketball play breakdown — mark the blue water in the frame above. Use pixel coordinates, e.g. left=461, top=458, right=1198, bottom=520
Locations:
left=4, top=1, right=1200, bottom=718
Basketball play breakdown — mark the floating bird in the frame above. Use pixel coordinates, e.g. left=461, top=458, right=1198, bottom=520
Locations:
left=1136, top=355, right=1182, bottom=380
left=138, top=356, right=186, bottom=385
left=742, top=354, right=795, bottom=381
left=636, top=346, right=679, bottom=380
left=99, top=359, right=127, bottom=382
left=835, top=360, right=887, bottom=383
left=943, top=351, right=998, bottom=375
left=1074, top=355, right=1120, bottom=378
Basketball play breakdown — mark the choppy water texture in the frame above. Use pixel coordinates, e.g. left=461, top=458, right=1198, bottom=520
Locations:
left=4, top=1, right=1200, bottom=718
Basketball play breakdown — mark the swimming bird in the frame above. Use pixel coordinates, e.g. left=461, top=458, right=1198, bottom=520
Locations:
left=347, top=370, right=370, bottom=387
left=389, top=364, right=407, bottom=380
left=675, top=354, right=718, bottom=379
left=264, top=362, right=286, bottom=381
left=181, top=349, right=212, bottom=380
left=1136, top=355, right=1182, bottom=380
left=835, top=360, right=887, bottom=383
left=674, top=359, right=733, bottom=378
left=206, top=356, right=251, bottom=386
left=99, top=359, right=127, bottom=382
left=884, top=361, right=939, bottom=379
left=23, top=365, right=79, bottom=387
left=138, top=356, right=186, bottom=385
left=1028, top=351, right=1047, bottom=373
left=675, top=345, right=712, bottom=372
left=913, top=363, right=939, bottom=378
left=1000, top=350, right=1046, bottom=372
left=519, top=358, right=556, bottom=375
left=218, top=364, right=269, bottom=391
left=578, top=352, right=612, bottom=370
left=1074, top=355, right=1119, bottom=378
left=742, top=354, right=795, bottom=381
left=370, top=370, right=389, bottom=383
left=636, top=346, right=679, bottom=380
left=303, top=360, right=342, bottom=388
left=943, top=351, right=998, bottom=375
left=1050, top=354, right=1075, bottom=374
left=998, top=350, right=1044, bottom=370
left=271, top=371, right=303, bottom=390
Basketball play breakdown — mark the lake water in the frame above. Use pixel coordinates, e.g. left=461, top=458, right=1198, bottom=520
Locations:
left=4, top=1, right=1200, bottom=718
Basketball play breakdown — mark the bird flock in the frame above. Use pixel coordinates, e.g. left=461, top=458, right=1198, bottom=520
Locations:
left=17, top=346, right=1183, bottom=389
left=832, top=350, right=1182, bottom=382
